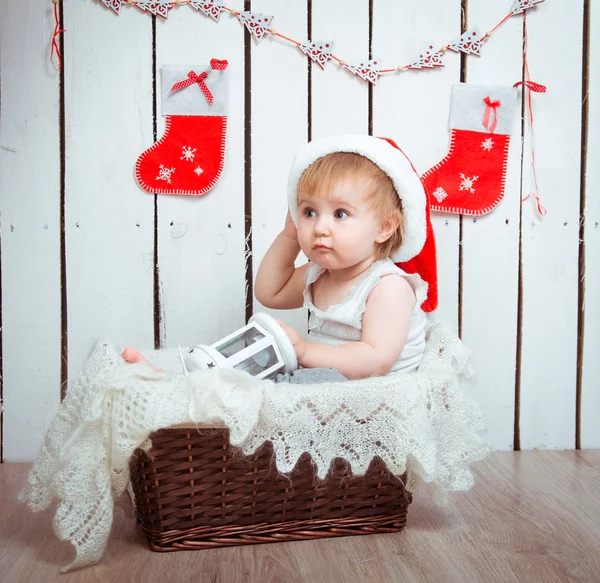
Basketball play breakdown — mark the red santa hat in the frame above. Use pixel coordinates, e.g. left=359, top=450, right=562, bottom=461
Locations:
left=287, top=134, right=438, bottom=312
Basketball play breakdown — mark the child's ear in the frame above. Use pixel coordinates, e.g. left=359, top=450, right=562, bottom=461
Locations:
left=376, top=216, right=400, bottom=243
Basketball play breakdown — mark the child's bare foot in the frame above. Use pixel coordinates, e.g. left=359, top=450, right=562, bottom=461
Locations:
left=121, top=348, right=164, bottom=373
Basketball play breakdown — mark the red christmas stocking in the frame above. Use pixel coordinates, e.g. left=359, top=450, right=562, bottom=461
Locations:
left=136, top=60, right=229, bottom=196
left=421, top=83, right=520, bottom=215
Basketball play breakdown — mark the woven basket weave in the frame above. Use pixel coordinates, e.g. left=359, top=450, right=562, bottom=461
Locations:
left=129, top=427, right=412, bottom=551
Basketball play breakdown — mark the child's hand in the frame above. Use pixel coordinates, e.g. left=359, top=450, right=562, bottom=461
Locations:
left=277, top=320, right=307, bottom=364
left=283, top=210, right=298, bottom=241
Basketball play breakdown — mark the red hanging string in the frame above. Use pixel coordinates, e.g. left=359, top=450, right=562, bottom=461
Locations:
left=517, top=11, right=547, bottom=216
left=513, top=80, right=546, bottom=93
left=271, top=31, right=301, bottom=47
left=51, top=1, right=66, bottom=71
left=481, top=12, right=512, bottom=41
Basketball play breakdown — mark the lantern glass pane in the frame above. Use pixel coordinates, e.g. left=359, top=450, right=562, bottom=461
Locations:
left=214, top=327, right=265, bottom=358
left=234, top=345, right=279, bottom=376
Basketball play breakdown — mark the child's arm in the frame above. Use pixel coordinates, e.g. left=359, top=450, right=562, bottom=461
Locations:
left=255, top=212, right=308, bottom=310
left=279, top=275, right=416, bottom=379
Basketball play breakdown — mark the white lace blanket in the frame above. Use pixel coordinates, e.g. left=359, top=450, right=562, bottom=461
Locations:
left=19, top=322, right=489, bottom=572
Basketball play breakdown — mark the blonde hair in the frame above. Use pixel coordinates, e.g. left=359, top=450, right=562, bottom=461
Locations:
left=297, top=152, right=405, bottom=260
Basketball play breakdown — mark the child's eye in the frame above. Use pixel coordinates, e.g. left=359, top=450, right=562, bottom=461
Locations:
left=303, top=208, right=317, bottom=218
left=334, top=210, right=349, bottom=219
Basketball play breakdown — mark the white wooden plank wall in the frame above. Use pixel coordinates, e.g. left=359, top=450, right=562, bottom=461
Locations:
left=373, top=0, right=461, bottom=334
left=157, top=2, right=247, bottom=349
left=519, top=1, right=583, bottom=450
left=461, top=3, right=522, bottom=449
left=251, top=0, right=308, bottom=335
left=311, top=0, right=369, bottom=139
left=581, top=0, right=599, bottom=449
left=0, top=2, right=62, bottom=461
left=0, top=0, right=597, bottom=462
left=64, top=2, right=155, bottom=385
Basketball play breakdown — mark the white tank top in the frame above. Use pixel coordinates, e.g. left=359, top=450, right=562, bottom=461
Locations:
left=303, top=258, right=428, bottom=374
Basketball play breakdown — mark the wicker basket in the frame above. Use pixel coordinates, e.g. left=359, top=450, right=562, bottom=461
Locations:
left=129, top=427, right=412, bottom=551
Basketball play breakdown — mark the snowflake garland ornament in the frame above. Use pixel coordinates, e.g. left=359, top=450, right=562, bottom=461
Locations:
left=135, top=0, right=173, bottom=19
left=448, top=29, right=482, bottom=56
left=96, top=0, right=123, bottom=14
left=180, top=146, right=196, bottom=162
left=189, top=0, right=224, bottom=22
left=238, top=11, right=273, bottom=41
left=299, top=40, right=334, bottom=70
left=481, top=138, right=494, bottom=151
left=510, top=0, right=545, bottom=15
left=346, top=58, right=381, bottom=86
left=157, top=164, right=176, bottom=184
left=459, top=174, right=479, bottom=194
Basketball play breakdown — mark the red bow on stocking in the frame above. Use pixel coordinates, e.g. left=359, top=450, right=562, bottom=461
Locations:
left=482, top=96, right=501, bottom=133
left=169, top=60, right=228, bottom=106
left=171, top=71, right=214, bottom=105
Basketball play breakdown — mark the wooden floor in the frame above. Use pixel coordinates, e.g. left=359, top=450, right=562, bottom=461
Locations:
left=1, top=451, right=599, bottom=583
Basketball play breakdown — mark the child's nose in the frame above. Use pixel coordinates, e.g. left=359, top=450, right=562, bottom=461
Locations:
left=314, top=216, right=330, bottom=235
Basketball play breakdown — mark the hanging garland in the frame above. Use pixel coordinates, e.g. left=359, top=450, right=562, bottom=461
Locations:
left=51, top=0, right=546, bottom=82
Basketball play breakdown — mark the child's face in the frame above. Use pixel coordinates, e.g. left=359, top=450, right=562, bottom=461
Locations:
left=297, top=177, right=388, bottom=271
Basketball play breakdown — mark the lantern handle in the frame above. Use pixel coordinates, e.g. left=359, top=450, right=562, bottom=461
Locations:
left=249, top=312, right=298, bottom=373
left=178, top=345, right=189, bottom=375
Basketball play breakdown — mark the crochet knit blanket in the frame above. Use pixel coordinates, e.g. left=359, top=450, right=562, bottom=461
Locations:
left=19, top=322, right=489, bottom=572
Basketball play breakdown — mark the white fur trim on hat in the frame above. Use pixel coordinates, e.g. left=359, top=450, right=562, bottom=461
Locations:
left=287, top=134, right=427, bottom=263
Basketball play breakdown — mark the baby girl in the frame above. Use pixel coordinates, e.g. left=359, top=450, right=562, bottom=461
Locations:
left=123, top=135, right=437, bottom=380
left=255, top=134, right=438, bottom=380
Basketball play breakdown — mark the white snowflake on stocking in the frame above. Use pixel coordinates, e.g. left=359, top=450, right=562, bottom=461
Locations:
left=433, top=186, right=448, bottom=203
left=157, top=164, right=176, bottom=184
left=238, top=11, right=273, bottom=41
left=135, top=1, right=173, bottom=19
left=299, top=40, right=334, bottom=70
left=346, top=58, right=381, bottom=85
left=181, top=146, right=196, bottom=162
left=510, top=0, right=545, bottom=15
left=481, top=138, right=494, bottom=152
left=97, top=0, right=123, bottom=14
left=448, top=29, right=482, bottom=56
left=459, top=173, right=479, bottom=194
left=189, top=0, right=224, bottom=22
left=194, top=166, right=204, bottom=177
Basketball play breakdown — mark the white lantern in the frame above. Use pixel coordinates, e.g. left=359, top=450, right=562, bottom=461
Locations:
left=183, top=312, right=298, bottom=380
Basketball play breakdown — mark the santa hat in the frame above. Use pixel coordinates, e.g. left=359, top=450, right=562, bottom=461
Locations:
left=287, top=134, right=438, bottom=312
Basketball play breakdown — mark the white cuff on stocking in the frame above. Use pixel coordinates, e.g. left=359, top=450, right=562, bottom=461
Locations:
left=162, top=64, right=229, bottom=117
left=449, top=83, right=520, bottom=135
